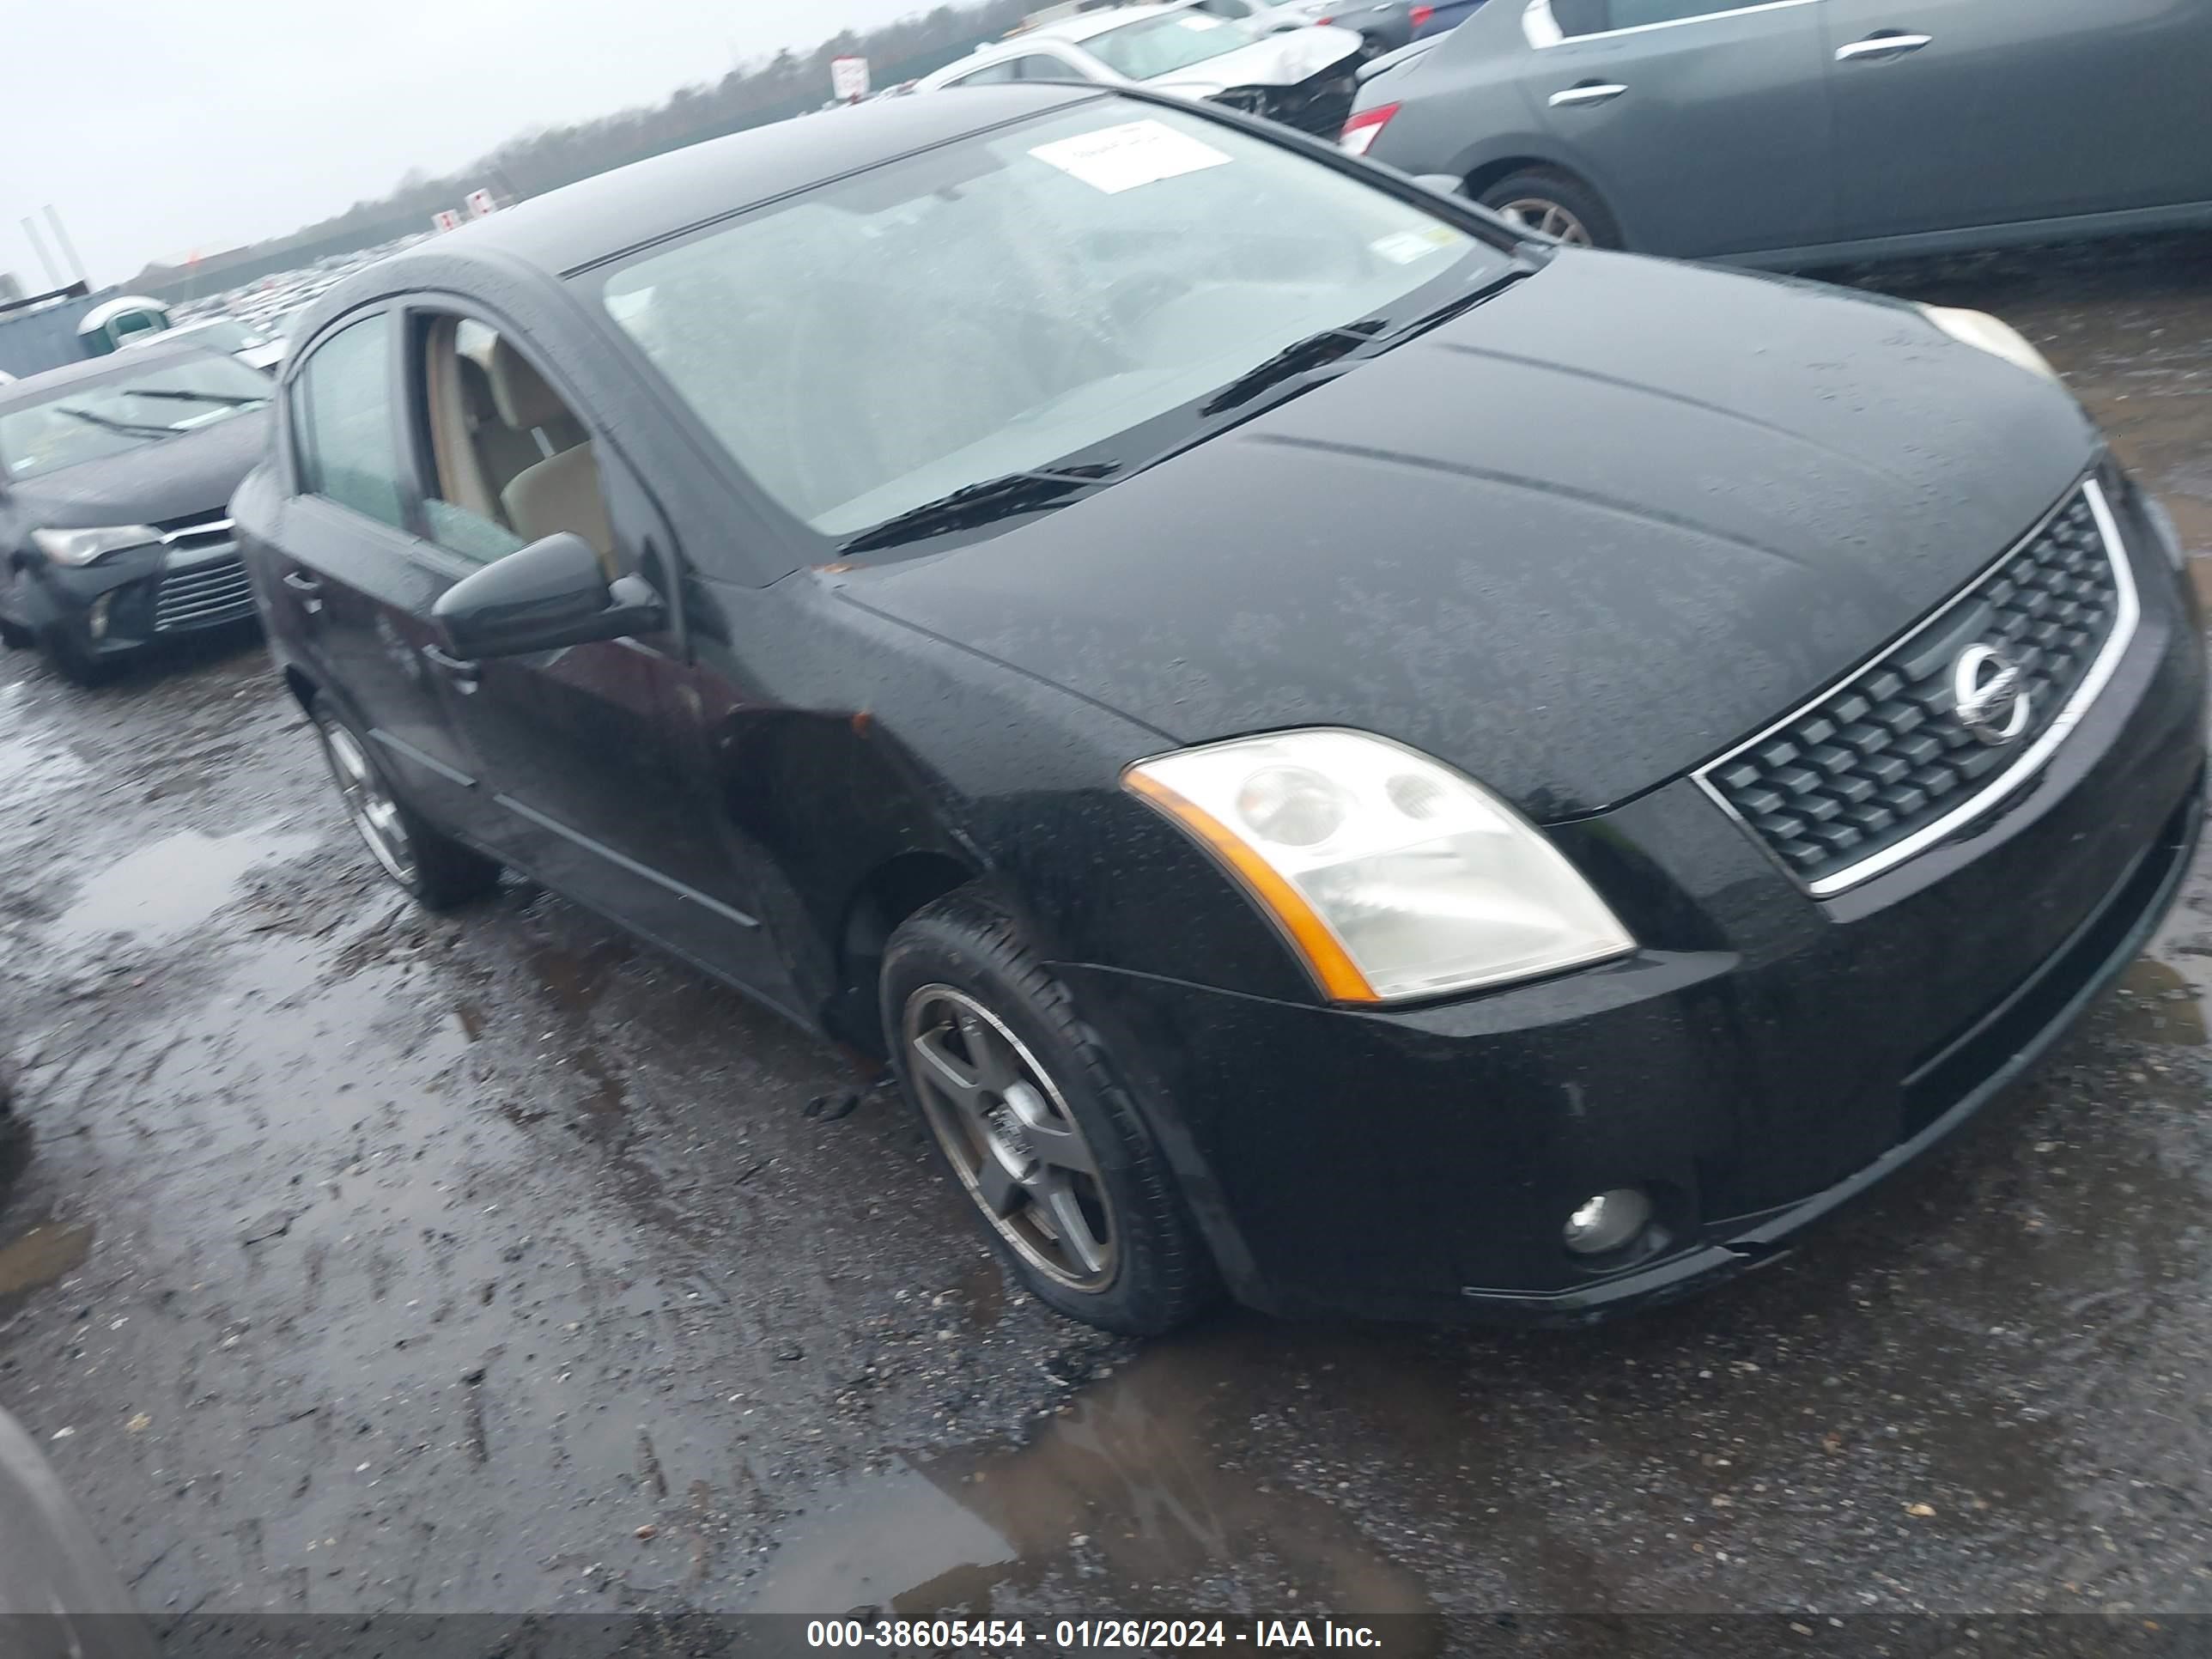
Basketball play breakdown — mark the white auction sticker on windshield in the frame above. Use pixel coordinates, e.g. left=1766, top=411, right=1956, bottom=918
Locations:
left=1370, top=225, right=1464, bottom=264
left=1029, top=119, right=1234, bottom=193
left=1177, top=11, right=1224, bottom=25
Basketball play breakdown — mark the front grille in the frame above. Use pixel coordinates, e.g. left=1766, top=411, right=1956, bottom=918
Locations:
left=1698, top=479, right=2138, bottom=895
left=155, top=555, right=256, bottom=632
left=156, top=514, right=236, bottom=555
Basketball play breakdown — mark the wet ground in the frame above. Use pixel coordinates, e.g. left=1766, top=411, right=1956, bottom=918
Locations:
left=2, top=232, right=2210, bottom=1644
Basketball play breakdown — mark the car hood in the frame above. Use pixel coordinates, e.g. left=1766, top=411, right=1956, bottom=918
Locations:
left=845, top=252, right=2099, bottom=821
left=1147, top=24, right=1362, bottom=94
left=4, top=409, right=269, bottom=532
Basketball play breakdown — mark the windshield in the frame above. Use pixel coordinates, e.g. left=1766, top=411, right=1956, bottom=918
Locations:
left=1084, top=10, right=1261, bottom=78
left=0, top=356, right=272, bottom=483
left=599, top=100, right=1505, bottom=546
left=176, top=319, right=263, bottom=353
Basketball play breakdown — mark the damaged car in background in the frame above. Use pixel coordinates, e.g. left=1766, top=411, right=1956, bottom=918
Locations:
left=915, top=2, right=1367, bottom=137
left=237, top=85, right=2204, bottom=1338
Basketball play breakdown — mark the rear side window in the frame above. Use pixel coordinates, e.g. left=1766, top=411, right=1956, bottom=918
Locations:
left=292, top=313, right=406, bottom=529
left=953, top=55, right=1071, bottom=83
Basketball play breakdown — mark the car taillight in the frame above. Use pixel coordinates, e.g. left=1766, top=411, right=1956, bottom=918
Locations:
left=1339, top=101, right=1399, bottom=156
left=1410, top=3, right=1434, bottom=26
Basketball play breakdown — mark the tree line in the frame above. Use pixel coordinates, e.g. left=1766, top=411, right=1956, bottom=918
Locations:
left=128, top=1, right=1032, bottom=296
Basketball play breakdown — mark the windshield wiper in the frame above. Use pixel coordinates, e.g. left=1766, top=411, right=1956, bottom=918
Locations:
left=54, top=404, right=180, bottom=440
left=1373, top=264, right=1536, bottom=347
left=1200, top=320, right=1386, bottom=416
left=1121, top=265, right=1540, bottom=483
left=841, top=463, right=1121, bottom=553
left=125, top=387, right=268, bottom=408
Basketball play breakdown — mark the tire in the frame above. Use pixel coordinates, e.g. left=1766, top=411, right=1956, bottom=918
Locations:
left=308, top=696, right=502, bottom=910
left=0, top=617, right=30, bottom=649
left=1475, top=166, right=1623, bottom=250
left=882, top=889, right=1218, bottom=1336
left=45, top=629, right=113, bottom=688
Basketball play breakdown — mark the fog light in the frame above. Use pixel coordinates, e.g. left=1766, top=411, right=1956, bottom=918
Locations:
left=1563, top=1188, right=1650, bottom=1255
left=87, top=592, right=114, bottom=642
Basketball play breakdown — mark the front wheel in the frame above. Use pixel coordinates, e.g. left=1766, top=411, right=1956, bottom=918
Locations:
left=1476, top=167, right=1622, bottom=250
left=45, top=628, right=113, bottom=687
left=883, top=890, right=1218, bottom=1335
left=309, top=699, right=501, bottom=910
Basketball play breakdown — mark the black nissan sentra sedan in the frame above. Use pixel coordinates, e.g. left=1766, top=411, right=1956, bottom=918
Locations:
left=1, top=343, right=272, bottom=684
left=234, top=85, right=2206, bottom=1335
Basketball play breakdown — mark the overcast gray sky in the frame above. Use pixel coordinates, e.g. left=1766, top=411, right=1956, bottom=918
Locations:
left=0, top=0, right=941, bottom=286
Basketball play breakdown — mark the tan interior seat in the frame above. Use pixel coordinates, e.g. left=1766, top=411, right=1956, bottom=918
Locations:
left=458, top=354, right=544, bottom=514
left=485, top=337, right=614, bottom=562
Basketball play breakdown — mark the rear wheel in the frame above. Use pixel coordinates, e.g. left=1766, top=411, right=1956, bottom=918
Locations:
left=309, top=699, right=501, bottom=910
left=883, top=890, right=1217, bottom=1335
left=1477, top=167, right=1622, bottom=250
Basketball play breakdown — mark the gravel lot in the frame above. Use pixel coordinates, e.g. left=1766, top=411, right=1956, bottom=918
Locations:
left=1, top=231, right=2209, bottom=1650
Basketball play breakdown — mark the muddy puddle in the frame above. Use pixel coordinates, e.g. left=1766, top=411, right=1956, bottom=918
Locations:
left=750, top=1321, right=1437, bottom=1620
left=51, top=823, right=319, bottom=945
left=0, top=1220, right=95, bottom=1299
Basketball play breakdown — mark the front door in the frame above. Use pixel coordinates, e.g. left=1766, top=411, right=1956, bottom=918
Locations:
left=282, top=309, right=489, bottom=833
left=397, top=308, right=782, bottom=994
left=1521, top=0, right=1834, bottom=258
left=1825, top=0, right=2212, bottom=243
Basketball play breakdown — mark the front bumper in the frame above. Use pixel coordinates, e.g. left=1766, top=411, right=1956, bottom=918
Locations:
left=22, top=532, right=259, bottom=659
left=1058, top=484, right=2207, bottom=1324
left=1214, top=57, right=1364, bottom=138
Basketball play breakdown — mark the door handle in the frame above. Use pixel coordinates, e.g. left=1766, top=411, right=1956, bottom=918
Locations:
left=422, top=641, right=480, bottom=690
left=282, top=568, right=324, bottom=614
left=1549, top=81, right=1627, bottom=107
left=1836, top=32, right=1931, bottom=62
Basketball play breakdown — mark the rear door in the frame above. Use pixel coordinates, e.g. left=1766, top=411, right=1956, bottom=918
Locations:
left=278, top=308, right=490, bottom=836
left=1520, top=0, right=1835, bottom=258
left=396, top=306, right=779, bottom=991
left=1825, top=0, right=2212, bottom=243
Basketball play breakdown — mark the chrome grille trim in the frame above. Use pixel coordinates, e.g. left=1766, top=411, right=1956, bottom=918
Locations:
left=154, top=555, right=255, bottom=632
left=157, top=516, right=236, bottom=554
left=1694, top=476, right=2140, bottom=898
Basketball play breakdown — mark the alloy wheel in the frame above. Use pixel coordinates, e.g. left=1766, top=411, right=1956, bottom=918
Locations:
left=317, top=718, right=418, bottom=888
left=1496, top=197, right=1593, bottom=246
left=902, top=984, right=1116, bottom=1291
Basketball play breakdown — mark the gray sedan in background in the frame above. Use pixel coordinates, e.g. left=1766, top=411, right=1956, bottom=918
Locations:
left=1345, top=0, right=2212, bottom=264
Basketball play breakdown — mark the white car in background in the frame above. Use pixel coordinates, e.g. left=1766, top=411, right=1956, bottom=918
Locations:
left=914, top=0, right=1366, bottom=137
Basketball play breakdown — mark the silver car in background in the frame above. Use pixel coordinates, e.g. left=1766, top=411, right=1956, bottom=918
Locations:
left=915, top=2, right=1369, bottom=137
left=1345, top=0, right=2212, bottom=264
left=119, top=315, right=285, bottom=374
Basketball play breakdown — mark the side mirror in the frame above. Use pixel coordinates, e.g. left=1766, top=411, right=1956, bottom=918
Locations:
left=1413, top=173, right=1469, bottom=198
left=432, top=532, right=664, bottom=659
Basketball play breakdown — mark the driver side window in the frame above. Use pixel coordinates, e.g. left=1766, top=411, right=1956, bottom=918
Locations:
left=413, top=315, right=621, bottom=573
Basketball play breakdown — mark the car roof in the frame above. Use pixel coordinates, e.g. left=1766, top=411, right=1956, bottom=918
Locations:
left=0, top=340, right=224, bottom=407
left=362, top=83, right=1109, bottom=284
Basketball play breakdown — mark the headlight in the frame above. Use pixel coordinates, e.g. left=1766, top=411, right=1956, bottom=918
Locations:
left=1917, top=305, right=2061, bottom=384
left=1125, top=729, right=1634, bottom=1003
left=31, top=525, right=162, bottom=567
